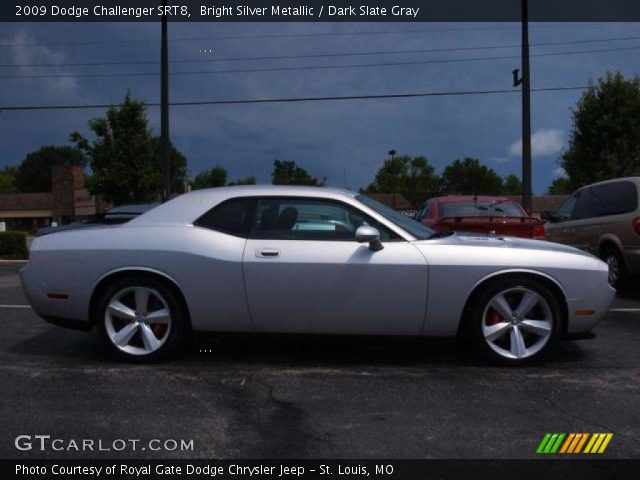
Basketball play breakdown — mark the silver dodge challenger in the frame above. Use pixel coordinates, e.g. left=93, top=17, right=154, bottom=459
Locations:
left=20, top=185, right=615, bottom=365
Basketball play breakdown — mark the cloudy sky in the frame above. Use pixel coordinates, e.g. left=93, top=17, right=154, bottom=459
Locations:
left=1, top=21, right=639, bottom=193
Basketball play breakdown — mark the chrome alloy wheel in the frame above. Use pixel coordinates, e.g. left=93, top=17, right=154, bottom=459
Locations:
left=481, top=287, right=553, bottom=360
left=605, top=254, right=620, bottom=287
left=104, top=286, right=172, bottom=356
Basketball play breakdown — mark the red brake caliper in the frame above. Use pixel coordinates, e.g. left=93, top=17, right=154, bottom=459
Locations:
left=152, top=324, right=168, bottom=338
left=487, top=308, right=502, bottom=325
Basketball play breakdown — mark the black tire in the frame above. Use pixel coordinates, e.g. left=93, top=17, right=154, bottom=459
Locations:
left=601, top=247, right=627, bottom=289
left=96, top=275, right=186, bottom=362
left=465, top=276, right=563, bottom=366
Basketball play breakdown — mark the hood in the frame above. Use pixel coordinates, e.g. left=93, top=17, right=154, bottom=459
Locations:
left=416, top=231, right=596, bottom=258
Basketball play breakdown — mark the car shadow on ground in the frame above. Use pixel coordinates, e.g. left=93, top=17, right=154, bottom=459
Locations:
left=7, top=327, right=587, bottom=368
left=616, top=281, right=640, bottom=300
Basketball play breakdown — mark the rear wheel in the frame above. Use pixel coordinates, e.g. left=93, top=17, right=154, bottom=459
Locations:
left=96, top=276, right=186, bottom=362
left=601, top=247, right=626, bottom=289
left=466, top=277, right=563, bottom=366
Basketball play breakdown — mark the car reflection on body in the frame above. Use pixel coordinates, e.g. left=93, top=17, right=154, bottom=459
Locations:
left=20, top=186, right=614, bottom=365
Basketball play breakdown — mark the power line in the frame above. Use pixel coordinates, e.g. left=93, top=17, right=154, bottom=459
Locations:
left=0, top=22, right=622, bottom=48
left=1, top=44, right=639, bottom=79
left=0, top=86, right=589, bottom=111
left=3, top=34, right=640, bottom=69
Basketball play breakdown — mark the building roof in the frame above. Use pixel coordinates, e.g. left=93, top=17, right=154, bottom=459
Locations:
left=507, top=195, right=568, bottom=213
left=0, top=193, right=53, bottom=211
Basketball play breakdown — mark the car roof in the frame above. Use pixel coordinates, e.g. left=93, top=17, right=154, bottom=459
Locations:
left=127, top=185, right=358, bottom=226
left=578, top=176, right=640, bottom=190
left=430, top=195, right=514, bottom=204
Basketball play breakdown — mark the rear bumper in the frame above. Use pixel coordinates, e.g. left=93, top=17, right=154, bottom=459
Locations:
left=20, top=262, right=92, bottom=330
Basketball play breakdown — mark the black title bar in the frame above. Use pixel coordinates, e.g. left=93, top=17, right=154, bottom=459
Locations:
left=2, top=1, right=640, bottom=22
left=3, top=459, right=640, bottom=480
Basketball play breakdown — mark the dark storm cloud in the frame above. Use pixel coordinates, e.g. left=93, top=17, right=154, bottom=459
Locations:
left=1, top=21, right=639, bottom=193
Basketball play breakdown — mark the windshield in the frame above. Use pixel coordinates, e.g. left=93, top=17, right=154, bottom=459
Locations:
left=440, top=201, right=524, bottom=218
left=356, top=194, right=435, bottom=240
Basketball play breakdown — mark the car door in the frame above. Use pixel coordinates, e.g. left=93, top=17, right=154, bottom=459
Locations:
left=545, top=192, right=579, bottom=246
left=242, top=197, right=429, bottom=335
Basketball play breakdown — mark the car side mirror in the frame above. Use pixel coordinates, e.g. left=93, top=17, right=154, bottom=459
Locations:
left=541, top=211, right=555, bottom=222
left=355, top=226, right=383, bottom=252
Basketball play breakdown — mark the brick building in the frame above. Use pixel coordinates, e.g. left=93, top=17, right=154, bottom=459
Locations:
left=0, top=165, right=109, bottom=231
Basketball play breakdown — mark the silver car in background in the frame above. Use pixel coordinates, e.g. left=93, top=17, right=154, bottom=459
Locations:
left=20, top=186, right=615, bottom=365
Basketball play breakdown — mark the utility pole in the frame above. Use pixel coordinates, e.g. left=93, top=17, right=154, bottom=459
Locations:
left=512, top=0, right=532, bottom=213
left=160, top=8, right=170, bottom=202
left=389, top=149, right=397, bottom=209
left=515, top=0, right=532, bottom=214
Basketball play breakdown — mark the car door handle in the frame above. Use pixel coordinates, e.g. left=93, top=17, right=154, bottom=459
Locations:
left=257, top=248, right=280, bottom=258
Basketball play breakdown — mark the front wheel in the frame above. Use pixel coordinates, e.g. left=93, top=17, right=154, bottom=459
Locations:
left=466, top=277, right=563, bottom=366
left=96, top=276, right=186, bottom=362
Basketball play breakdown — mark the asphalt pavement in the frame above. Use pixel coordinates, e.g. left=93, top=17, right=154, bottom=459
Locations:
left=0, top=264, right=639, bottom=459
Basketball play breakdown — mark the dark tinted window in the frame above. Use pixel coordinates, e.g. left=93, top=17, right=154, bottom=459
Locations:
left=592, top=181, right=637, bottom=216
left=555, top=194, right=578, bottom=221
left=573, top=181, right=638, bottom=220
left=195, top=198, right=253, bottom=236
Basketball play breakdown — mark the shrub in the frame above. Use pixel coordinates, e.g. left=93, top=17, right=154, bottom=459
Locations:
left=0, top=231, right=28, bottom=257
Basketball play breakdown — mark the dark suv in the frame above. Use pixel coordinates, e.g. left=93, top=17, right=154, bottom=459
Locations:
left=544, top=177, right=640, bottom=287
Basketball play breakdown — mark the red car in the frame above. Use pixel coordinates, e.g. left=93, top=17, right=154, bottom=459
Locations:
left=416, top=195, right=546, bottom=239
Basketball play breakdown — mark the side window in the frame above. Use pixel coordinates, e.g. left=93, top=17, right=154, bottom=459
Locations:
left=572, top=187, right=610, bottom=220
left=194, top=198, right=254, bottom=236
left=554, top=193, right=579, bottom=221
left=591, top=181, right=638, bottom=216
left=251, top=198, right=396, bottom=241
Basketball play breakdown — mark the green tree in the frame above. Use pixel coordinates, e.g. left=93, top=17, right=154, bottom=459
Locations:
left=71, top=92, right=187, bottom=204
left=14, top=146, right=86, bottom=193
left=365, top=155, right=439, bottom=195
left=440, top=158, right=504, bottom=195
left=562, top=71, right=640, bottom=188
left=0, top=165, right=17, bottom=193
left=547, top=177, right=573, bottom=195
left=227, top=176, right=256, bottom=186
left=191, top=166, right=227, bottom=190
left=501, top=174, right=523, bottom=195
left=271, top=160, right=324, bottom=186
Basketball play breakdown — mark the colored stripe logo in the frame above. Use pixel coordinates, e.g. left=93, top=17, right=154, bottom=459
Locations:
left=537, top=433, right=613, bottom=454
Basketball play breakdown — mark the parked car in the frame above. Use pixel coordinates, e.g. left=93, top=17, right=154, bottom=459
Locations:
left=416, top=196, right=546, bottom=239
left=20, top=186, right=613, bottom=365
left=543, top=176, right=640, bottom=288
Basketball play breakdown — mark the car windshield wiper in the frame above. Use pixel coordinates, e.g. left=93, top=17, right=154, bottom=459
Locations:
left=427, top=230, right=455, bottom=240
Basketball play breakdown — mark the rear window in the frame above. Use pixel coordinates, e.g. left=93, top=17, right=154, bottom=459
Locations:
left=194, top=198, right=254, bottom=236
left=440, top=201, right=524, bottom=218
